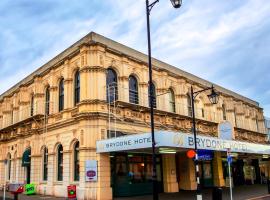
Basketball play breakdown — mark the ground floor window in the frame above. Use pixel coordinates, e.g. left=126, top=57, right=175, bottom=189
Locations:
left=111, top=153, right=163, bottom=197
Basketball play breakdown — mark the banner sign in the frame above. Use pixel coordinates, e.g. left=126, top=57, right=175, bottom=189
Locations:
left=219, top=121, right=233, bottom=140
left=85, top=160, right=97, bottom=182
left=97, top=131, right=270, bottom=155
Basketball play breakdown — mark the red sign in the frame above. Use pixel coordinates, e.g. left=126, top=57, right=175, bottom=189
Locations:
left=87, top=170, right=96, bottom=179
left=187, top=150, right=196, bottom=159
left=67, top=185, right=76, bottom=199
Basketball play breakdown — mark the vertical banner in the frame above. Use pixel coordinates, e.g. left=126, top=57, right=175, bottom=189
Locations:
left=85, top=160, right=98, bottom=182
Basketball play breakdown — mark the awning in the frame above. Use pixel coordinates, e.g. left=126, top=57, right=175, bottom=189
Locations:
left=22, top=148, right=31, bottom=167
left=96, top=131, right=270, bottom=155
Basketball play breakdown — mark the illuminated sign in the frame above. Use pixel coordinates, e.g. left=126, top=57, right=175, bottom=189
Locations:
left=97, top=131, right=270, bottom=155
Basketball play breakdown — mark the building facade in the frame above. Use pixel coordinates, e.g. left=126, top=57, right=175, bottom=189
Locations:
left=0, top=32, right=269, bottom=200
left=265, top=117, right=270, bottom=141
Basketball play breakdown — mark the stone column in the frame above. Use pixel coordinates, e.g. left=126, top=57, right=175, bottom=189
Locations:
left=178, top=153, right=196, bottom=190
left=80, top=67, right=91, bottom=101
left=162, top=154, right=179, bottom=193
left=30, top=155, right=41, bottom=184
left=44, top=153, right=55, bottom=196
left=0, top=161, right=5, bottom=185
left=62, top=150, right=71, bottom=187
left=213, top=152, right=225, bottom=187
left=118, top=76, right=129, bottom=102
left=139, top=82, right=148, bottom=107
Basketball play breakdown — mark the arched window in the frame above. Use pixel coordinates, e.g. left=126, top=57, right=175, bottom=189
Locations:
left=129, top=75, right=139, bottom=104
left=74, top=141, right=80, bottom=181
left=43, top=147, right=48, bottom=181
left=234, top=108, right=238, bottom=127
left=187, top=93, right=192, bottom=117
left=7, top=153, right=11, bottom=180
left=106, top=68, right=118, bottom=103
left=148, top=83, right=157, bottom=108
left=30, top=94, right=34, bottom=116
left=222, top=104, right=226, bottom=120
left=169, top=88, right=175, bottom=113
left=45, top=86, right=50, bottom=115
left=59, top=78, right=64, bottom=111
left=74, top=71, right=80, bottom=105
left=202, top=108, right=205, bottom=118
left=57, top=144, right=63, bottom=181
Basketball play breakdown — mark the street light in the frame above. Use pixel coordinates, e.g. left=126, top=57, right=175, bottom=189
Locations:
left=170, top=0, right=182, bottom=8
left=145, top=1, right=181, bottom=200
left=190, top=85, right=219, bottom=200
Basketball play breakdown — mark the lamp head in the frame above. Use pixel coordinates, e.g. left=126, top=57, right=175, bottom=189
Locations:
left=208, top=85, right=219, bottom=104
left=170, top=0, right=182, bottom=8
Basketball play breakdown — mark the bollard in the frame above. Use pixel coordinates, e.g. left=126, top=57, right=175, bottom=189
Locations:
left=212, top=187, right=222, bottom=200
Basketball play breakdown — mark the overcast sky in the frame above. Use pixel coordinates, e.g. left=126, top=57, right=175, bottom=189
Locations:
left=0, top=0, right=270, bottom=116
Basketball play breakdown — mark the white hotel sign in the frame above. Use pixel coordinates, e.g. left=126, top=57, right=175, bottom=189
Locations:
left=96, top=131, right=270, bottom=155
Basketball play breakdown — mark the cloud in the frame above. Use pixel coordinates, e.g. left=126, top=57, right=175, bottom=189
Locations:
left=0, top=0, right=270, bottom=117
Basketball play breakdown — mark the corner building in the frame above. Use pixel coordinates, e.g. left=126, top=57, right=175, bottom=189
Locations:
left=0, top=32, right=269, bottom=199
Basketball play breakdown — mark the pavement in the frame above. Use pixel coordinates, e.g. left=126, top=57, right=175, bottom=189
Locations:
left=0, top=184, right=269, bottom=200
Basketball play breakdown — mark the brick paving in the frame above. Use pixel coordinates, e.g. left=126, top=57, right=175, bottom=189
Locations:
left=0, top=184, right=269, bottom=200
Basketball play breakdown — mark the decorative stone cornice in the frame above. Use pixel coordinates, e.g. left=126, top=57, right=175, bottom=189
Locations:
left=34, top=93, right=44, bottom=98
left=118, top=76, right=129, bottom=81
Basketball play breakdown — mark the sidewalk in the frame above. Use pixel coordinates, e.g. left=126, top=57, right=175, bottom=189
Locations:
left=115, top=184, right=270, bottom=200
left=0, top=184, right=269, bottom=200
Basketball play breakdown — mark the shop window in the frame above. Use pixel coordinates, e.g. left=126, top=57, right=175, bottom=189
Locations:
left=45, top=86, right=50, bottom=115
left=59, top=78, right=64, bottom=111
left=30, top=94, right=34, bottom=116
left=169, top=88, right=175, bottom=113
left=106, top=68, right=118, bottom=103
left=57, top=144, right=63, bottom=181
left=187, top=93, right=192, bottom=117
left=148, top=83, right=157, bottom=108
left=129, top=75, right=139, bottom=104
left=74, top=71, right=80, bottom=105
left=74, top=141, right=80, bottom=181
left=43, top=147, right=48, bottom=181
left=222, top=104, right=226, bottom=120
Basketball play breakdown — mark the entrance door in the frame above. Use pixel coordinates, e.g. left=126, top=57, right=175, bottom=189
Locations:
left=22, top=148, right=31, bottom=184
left=26, top=166, right=31, bottom=184
left=199, top=161, right=213, bottom=187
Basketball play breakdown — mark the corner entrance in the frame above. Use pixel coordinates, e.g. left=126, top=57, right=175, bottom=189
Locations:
left=110, top=153, right=163, bottom=197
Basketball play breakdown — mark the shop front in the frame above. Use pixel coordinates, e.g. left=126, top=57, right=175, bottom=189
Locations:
left=97, top=131, right=270, bottom=197
left=110, top=153, right=163, bottom=197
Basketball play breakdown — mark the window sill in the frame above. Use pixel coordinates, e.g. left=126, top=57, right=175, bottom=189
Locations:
left=53, top=181, right=63, bottom=185
left=69, top=181, right=80, bottom=186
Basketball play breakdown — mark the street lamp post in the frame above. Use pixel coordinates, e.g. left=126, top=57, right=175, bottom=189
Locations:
left=190, top=85, right=219, bottom=200
left=145, top=1, right=182, bottom=200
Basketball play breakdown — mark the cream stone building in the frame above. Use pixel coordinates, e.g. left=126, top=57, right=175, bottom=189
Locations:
left=0, top=32, right=269, bottom=200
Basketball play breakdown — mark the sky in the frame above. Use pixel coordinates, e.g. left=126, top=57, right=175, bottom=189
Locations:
left=0, top=0, right=270, bottom=116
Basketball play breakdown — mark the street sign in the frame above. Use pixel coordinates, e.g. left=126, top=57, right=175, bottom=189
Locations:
left=227, top=155, right=232, bottom=164
left=186, top=150, right=196, bottom=158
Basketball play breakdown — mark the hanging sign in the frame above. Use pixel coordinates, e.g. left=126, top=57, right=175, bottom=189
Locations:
left=197, top=150, right=214, bottom=161
left=85, top=160, right=97, bottom=182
